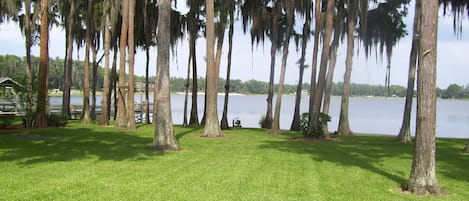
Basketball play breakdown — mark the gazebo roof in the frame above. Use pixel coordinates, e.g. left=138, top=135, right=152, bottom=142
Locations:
left=0, top=77, right=23, bottom=88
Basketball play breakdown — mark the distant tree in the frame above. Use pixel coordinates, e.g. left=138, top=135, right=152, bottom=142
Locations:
left=442, top=84, right=464, bottom=99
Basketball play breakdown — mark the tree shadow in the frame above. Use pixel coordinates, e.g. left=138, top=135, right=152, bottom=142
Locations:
left=258, top=135, right=413, bottom=185
left=258, top=135, right=469, bottom=184
left=0, top=126, right=164, bottom=166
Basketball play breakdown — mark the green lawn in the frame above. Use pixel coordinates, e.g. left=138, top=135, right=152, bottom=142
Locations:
left=0, top=122, right=468, bottom=200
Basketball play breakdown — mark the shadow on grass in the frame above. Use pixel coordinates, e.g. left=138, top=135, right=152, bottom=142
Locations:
left=0, top=126, right=164, bottom=165
left=259, top=135, right=469, bottom=184
left=258, top=135, right=413, bottom=185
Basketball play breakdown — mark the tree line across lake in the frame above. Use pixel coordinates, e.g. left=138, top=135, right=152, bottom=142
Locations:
left=1, top=54, right=467, bottom=99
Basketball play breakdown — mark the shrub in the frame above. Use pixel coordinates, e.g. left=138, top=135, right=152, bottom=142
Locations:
left=48, top=114, right=69, bottom=127
left=300, top=112, right=331, bottom=137
left=0, top=115, right=14, bottom=128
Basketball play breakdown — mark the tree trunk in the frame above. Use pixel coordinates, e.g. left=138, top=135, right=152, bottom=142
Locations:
left=62, top=0, right=76, bottom=118
left=308, top=0, right=322, bottom=133
left=202, top=0, right=222, bottom=137
left=261, top=8, right=280, bottom=129
left=338, top=0, right=357, bottom=137
left=183, top=53, right=191, bottom=127
left=81, top=0, right=93, bottom=124
left=308, top=0, right=335, bottom=137
left=23, top=0, right=34, bottom=128
left=321, top=16, right=343, bottom=138
left=91, top=37, right=98, bottom=120
left=397, top=0, right=420, bottom=143
left=406, top=0, right=441, bottom=195
left=35, top=0, right=49, bottom=128
left=111, top=45, right=118, bottom=121
left=143, top=0, right=151, bottom=125
left=116, top=0, right=129, bottom=128
left=126, top=0, right=136, bottom=130
left=99, top=0, right=111, bottom=126
left=153, top=0, right=179, bottom=151
left=271, top=0, right=294, bottom=136
left=291, top=8, right=311, bottom=132
left=221, top=12, right=234, bottom=130
left=188, top=13, right=199, bottom=127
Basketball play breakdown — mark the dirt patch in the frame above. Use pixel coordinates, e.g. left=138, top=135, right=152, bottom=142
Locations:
left=394, top=188, right=448, bottom=196
left=290, top=137, right=341, bottom=142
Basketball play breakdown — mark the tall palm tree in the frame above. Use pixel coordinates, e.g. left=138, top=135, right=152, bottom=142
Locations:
left=60, top=0, right=77, bottom=119
left=186, top=0, right=204, bottom=127
left=397, top=0, right=420, bottom=143
left=19, top=0, right=38, bottom=128
left=100, top=0, right=111, bottom=125
left=241, top=0, right=283, bottom=129
left=271, top=0, right=294, bottom=135
left=221, top=0, right=236, bottom=130
left=202, top=0, right=222, bottom=137
left=308, top=0, right=336, bottom=138
left=153, top=0, right=179, bottom=151
left=406, top=0, right=441, bottom=195
left=126, top=0, right=136, bottom=130
left=116, top=0, right=129, bottom=128
left=35, top=0, right=50, bottom=128
left=322, top=2, right=345, bottom=135
left=290, top=0, right=311, bottom=131
left=337, top=0, right=360, bottom=136
left=81, top=0, right=94, bottom=124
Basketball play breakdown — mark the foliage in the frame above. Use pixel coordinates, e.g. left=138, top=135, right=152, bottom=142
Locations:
left=300, top=112, right=332, bottom=137
left=0, top=123, right=468, bottom=200
left=258, top=115, right=266, bottom=127
left=0, top=115, right=14, bottom=128
left=47, top=114, right=68, bottom=127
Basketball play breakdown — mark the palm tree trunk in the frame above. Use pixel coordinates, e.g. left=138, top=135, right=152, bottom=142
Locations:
left=397, top=0, right=420, bottom=143
left=321, top=15, right=343, bottom=137
left=81, top=0, right=93, bottom=124
left=262, top=8, right=280, bottom=129
left=183, top=50, right=191, bottom=127
left=143, top=0, right=151, bottom=125
left=271, top=0, right=294, bottom=135
left=23, top=0, right=34, bottom=128
left=153, top=0, right=179, bottom=151
left=338, top=0, right=357, bottom=137
left=116, top=0, right=129, bottom=128
left=111, top=46, right=118, bottom=121
left=188, top=14, right=199, bottom=127
left=308, top=0, right=335, bottom=137
left=91, top=38, right=98, bottom=120
left=290, top=9, right=310, bottom=131
left=35, top=0, right=49, bottom=128
left=100, top=0, right=111, bottom=126
left=62, top=0, right=76, bottom=118
left=221, top=12, right=234, bottom=130
left=202, top=0, right=222, bottom=137
left=406, top=0, right=441, bottom=195
left=126, top=0, right=136, bottom=130
left=308, top=0, right=322, bottom=133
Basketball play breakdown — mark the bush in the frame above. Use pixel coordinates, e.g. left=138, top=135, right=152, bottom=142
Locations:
left=0, top=115, right=14, bottom=128
left=300, top=112, right=331, bottom=137
left=48, top=114, right=69, bottom=127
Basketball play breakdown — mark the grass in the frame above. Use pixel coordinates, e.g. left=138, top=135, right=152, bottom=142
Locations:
left=0, top=122, right=468, bottom=201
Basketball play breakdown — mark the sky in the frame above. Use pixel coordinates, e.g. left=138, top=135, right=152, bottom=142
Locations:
left=0, top=1, right=467, bottom=89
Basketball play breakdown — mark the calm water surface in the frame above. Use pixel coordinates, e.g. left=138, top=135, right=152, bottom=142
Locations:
left=50, top=95, right=469, bottom=139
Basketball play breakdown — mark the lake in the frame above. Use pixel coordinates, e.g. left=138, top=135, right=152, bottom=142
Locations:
left=49, top=94, right=469, bottom=139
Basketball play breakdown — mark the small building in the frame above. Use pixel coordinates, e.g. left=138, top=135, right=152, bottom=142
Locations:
left=0, top=77, right=22, bottom=114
